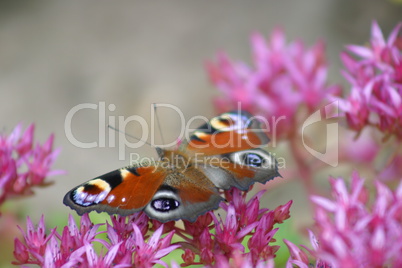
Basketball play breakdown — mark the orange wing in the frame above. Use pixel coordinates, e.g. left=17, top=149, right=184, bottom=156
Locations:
left=63, top=165, right=166, bottom=216
left=180, top=110, right=270, bottom=156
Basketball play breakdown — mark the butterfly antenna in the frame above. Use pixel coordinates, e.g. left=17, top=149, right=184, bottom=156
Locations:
left=153, top=103, right=165, bottom=145
left=107, top=124, right=153, bottom=147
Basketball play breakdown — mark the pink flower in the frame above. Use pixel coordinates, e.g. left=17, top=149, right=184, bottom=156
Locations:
left=101, top=214, right=179, bottom=267
left=284, top=230, right=331, bottom=268
left=59, top=214, right=105, bottom=255
left=213, top=205, right=259, bottom=254
left=82, top=242, right=129, bottom=268
left=131, top=224, right=179, bottom=267
left=284, top=238, right=311, bottom=267
left=175, top=188, right=291, bottom=266
left=207, top=29, right=340, bottom=139
left=338, top=21, right=402, bottom=139
left=273, top=199, right=292, bottom=224
left=221, top=189, right=268, bottom=229
left=13, top=214, right=103, bottom=266
left=247, top=214, right=279, bottom=264
left=107, top=212, right=149, bottom=242
left=0, top=124, right=63, bottom=206
left=14, top=215, right=58, bottom=265
left=294, top=171, right=402, bottom=267
left=13, top=213, right=179, bottom=267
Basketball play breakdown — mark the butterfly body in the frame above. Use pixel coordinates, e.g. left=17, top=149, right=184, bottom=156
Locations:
left=64, top=111, right=279, bottom=222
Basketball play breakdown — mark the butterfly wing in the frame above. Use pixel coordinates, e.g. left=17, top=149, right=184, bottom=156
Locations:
left=198, top=148, right=279, bottom=191
left=144, top=166, right=223, bottom=222
left=180, top=110, right=270, bottom=156
left=63, top=163, right=223, bottom=222
left=63, top=164, right=166, bottom=216
left=181, top=110, right=279, bottom=191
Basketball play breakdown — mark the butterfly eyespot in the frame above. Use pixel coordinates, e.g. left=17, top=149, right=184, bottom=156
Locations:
left=242, top=153, right=264, bottom=167
left=151, top=198, right=180, bottom=212
left=227, top=149, right=272, bottom=168
left=72, top=180, right=111, bottom=207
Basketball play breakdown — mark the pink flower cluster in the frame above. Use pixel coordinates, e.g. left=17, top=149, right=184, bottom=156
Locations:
left=287, top=171, right=402, bottom=268
left=0, top=124, right=62, bottom=206
left=13, top=188, right=292, bottom=267
left=339, top=21, right=402, bottom=139
left=207, top=29, right=340, bottom=139
left=14, top=213, right=178, bottom=267
left=177, top=188, right=292, bottom=267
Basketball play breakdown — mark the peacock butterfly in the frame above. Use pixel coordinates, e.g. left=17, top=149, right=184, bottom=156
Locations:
left=63, top=110, right=279, bottom=222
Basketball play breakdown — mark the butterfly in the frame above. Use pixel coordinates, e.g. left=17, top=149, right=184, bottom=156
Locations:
left=63, top=110, right=279, bottom=222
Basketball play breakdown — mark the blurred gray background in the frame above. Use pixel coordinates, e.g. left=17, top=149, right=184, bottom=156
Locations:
left=0, top=0, right=401, bottom=258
